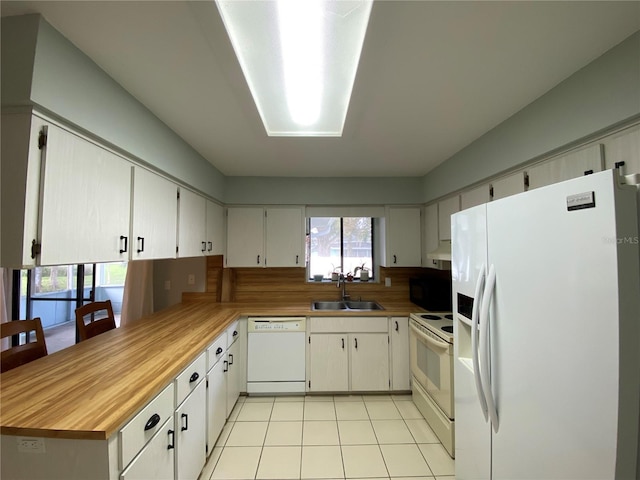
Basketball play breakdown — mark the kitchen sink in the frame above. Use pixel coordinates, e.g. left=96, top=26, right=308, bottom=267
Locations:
left=311, top=300, right=384, bottom=311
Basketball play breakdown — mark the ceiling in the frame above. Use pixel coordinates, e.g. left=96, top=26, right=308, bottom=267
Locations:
left=1, top=1, right=639, bottom=178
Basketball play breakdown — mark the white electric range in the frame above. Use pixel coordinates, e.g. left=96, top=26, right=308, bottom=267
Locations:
left=409, top=312, right=455, bottom=457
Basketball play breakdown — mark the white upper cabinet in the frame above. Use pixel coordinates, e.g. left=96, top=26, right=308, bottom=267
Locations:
left=461, top=184, right=491, bottom=210
left=265, top=207, right=304, bottom=267
left=526, top=144, right=604, bottom=190
left=205, top=200, right=224, bottom=256
left=384, top=206, right=422, bottom=267
left=1, top=113, right=46, bottom=268
left=603, top=125, right=640, bottom=176
left=178, top=188, right=207, bottom=258
left=437, top=196, right=460, bottom=241
left=132, top=167, right=178, bottom=260
left=226, top=206, right=305, bottom=267
left=423, top=203, right=440, bottom=268
left=226, top=207, right=265, bottom=267
left=490, top=171, right=525, bottom=201
left=39, top=123, right=132, bottom=266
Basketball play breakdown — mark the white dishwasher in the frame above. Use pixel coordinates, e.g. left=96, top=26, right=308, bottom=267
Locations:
left=247, top=317, right=306, bottom=394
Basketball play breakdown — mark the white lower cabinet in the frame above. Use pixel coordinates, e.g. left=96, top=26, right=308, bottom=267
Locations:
left=206, top=355, right=227, bottom=451
left=175, top=380, right=206, bottom=480
left=349, top=333, right=390, bottom=392
left=120, top=417, right=175, bottom=480
left=307, top=317, right=390, bottom=393
left=390, top=317, right=410, bottom=391
left=225, top=341, right=241, bottom=417
left=308, top=334, right=349, bottom=392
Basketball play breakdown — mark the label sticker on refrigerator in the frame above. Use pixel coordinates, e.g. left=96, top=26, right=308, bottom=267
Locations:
left=567, top=191, right=595, bottom=211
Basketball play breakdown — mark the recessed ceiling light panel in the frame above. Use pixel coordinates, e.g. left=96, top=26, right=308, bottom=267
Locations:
left=216, top=0, right=373, bottom=137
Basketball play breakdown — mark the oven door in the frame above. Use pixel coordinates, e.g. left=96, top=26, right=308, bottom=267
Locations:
left=409, top=318, right=454, bottom=419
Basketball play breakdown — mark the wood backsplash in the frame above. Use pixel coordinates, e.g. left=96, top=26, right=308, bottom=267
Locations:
left=200, top=256, right=441, bottom=304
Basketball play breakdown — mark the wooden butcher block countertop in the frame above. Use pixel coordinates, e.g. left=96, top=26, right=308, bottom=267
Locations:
left=0, top=300, right=421, bottom=441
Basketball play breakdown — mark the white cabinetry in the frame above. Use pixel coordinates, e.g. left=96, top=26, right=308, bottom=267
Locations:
left=423, top=204, right=441, bottom=269
left=175, top=381, right=206, bottom=480
left=225, top=321, right=242, bottom=417
left=226, top=207, right=304, bottom=267
left=205, top=200, right=224, bottom=256
left=603, top=125, right=640, bottom=175
left=461, top=185, right=491, bottom=210
left=206, top=343, right=227, bottom=451
left=490, top=171, right=525, bottom=201
left=526, top=144, right=604, bottom=190
left=437, top=197, right=460, bottom=241
left=39, top=123, right=132, bottom=266
left=131, top=167, right=177, bottom=260
left=390, top=317, right=410, bottom=391
left=307, top=317, right=390, bottom=393
left=384, top=207, right=422, bottom=267
left=178, top=188, right=207, bottom=258
left=120, top=417, right=175, bottom=480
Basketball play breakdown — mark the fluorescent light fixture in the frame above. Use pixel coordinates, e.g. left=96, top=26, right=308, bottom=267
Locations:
left=216, top=0, right=373, bottom=137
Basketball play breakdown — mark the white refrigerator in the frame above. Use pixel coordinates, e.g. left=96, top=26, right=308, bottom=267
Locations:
left=451, top=169, right=640, bottom=479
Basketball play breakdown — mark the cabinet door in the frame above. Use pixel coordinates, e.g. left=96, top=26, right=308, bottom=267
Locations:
left=386, top=207, right=422, bottom=266
left=308, top=334, right=349, bottom=392
left=226, top=207, right=264, bottom=267
left=120, top=417, right=175, bottom=480
left=350, top=333, right=390, bottom=392
left=178, top=188, right=206, bottom=258
left=423, top=204, right=441, bottom=268
left=226, top=341, right=241, bottom=417
left=461, top=184, right=490, bottom=210
left=265, top=207, right=304, bottom=267
left=205, top=201, right=224, bottom=256
left=603, top=125, right=640, bottom=175
left=490, top=171, right=525, bottom=201
left=132, top=167, right=177, bottom=260
left=390, top=318, right=410, bottom=391
left=207, top=358, right=227, bottom=451
left=527, top=144, right=604, bottom=190
left=175, top=380, right=206, bottom=480
left=40, top=124, right=132, bottom=265
left=437, top=197, right=460, bottom=241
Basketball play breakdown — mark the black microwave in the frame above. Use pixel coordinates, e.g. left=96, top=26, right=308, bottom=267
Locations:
left=409, top=276, right=452, bottom=311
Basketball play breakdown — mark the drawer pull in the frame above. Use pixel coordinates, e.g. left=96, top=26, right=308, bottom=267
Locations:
left=216, top=347, right=223, bottom=355
left=167, top=430, right=175, bottom=449
left=144, top=413, right=161, bottom=431
left=181, top=413, right=189, bottom=431
left=223, top=360, right=228, bottom=373
left=233, top=330, right=238, bottom=337
left=229, top=354, right=234, bottom=365
left=395, top=321, right=399, bottom=332
left=189, top=372, right=199, bottom=383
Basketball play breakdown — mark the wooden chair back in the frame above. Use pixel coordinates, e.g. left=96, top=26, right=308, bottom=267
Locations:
left=1, top=318, right=48, bottom=373
left=75, top=300, right=117, bottom=342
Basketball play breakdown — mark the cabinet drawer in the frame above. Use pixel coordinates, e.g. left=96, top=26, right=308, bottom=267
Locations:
left=175, top=352, right=206, bottom=407
left=227, top=320, right=240, bottom=346
left=309, top=317, right=388, bottom=333
left=207, top=333, right=227, bottom=371
left=119, top=383, right=174, bottom=470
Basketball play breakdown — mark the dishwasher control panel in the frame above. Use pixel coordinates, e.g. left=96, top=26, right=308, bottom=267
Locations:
left=248, top=317, right=306, bottom=332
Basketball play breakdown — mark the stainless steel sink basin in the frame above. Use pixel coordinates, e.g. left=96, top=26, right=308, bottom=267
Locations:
left=311, top=300, right=384, bottom=311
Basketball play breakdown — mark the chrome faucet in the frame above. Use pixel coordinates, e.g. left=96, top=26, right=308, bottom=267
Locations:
left=337, top=273, right=350, bottom=301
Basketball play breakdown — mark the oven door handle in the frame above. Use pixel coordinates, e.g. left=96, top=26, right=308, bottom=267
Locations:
left=472, top=264, right=489, bottom=421
left=480, top=264, right=499, bottom=433
left=410, top=322, right=450, bottom=350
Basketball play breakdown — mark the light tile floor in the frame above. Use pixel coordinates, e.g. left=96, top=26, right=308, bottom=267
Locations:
left=200, top=394, right=454, bottom=480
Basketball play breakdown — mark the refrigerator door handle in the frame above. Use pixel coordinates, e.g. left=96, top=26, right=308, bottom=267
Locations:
left=472, top=264, right=489, bottom=421
left=480, top=264, right=499, bottom=433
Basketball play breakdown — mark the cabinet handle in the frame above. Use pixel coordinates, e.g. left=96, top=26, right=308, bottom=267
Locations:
left=355, top=338, right=358, bottom=349
left=119, top=235, right=128, bottom=254
left=189, top=372, right=199, bottom=383
left=144, top=413, right=161, bottom=431
left=341, top=338, right=344, bottom=349
left=201, top=241, right=207, bottom=252
left=257, top=255, right=260, bottom=264
left=296, top=255, right=299, bottom=264
left=584, top=169, right=594, bottom=175
left=233, top=330, right=238, bottom=337
left=208, top=241, right=213, bottom=252
left=137, top=236, right=145, bottom=254
left=229, top=354, right=234, bottom=365
left=393, top=254, right=397, bottom=264
left=167, top=430, right=175, bottom=449
left=223, top=360, right=228, bottom=373
left=216, top=347, right=223, bottom=355
left=395, top=321, right=399, bottom=332
left=181, top=413, right=188, bottom=431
